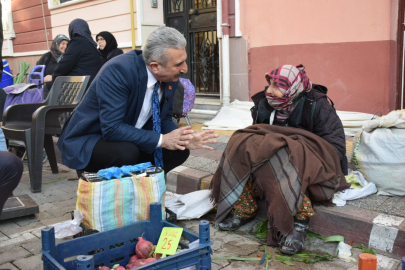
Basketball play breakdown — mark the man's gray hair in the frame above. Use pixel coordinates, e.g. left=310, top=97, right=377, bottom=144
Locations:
left=143, top=26, right=187, bottom=66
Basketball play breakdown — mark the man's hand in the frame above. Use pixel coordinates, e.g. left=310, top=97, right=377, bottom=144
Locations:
left=186, top=130, right=218, bottom=150
left=161, top=126, right=194, bottom=150
left=44, top=75, right=53, bottom=82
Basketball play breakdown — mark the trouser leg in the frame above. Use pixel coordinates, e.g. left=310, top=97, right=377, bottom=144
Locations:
left=0, top=152, right=23, bottom=216
left=82, top=138, right=189, bottom=173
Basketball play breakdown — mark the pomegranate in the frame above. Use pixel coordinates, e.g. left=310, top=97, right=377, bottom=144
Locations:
left=135, top=237, right=154, bottom=259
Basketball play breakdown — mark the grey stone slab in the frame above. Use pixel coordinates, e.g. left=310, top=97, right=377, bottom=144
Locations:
left=346, top=194, right=389, bottom=212
left=1, top=221, right=43, bottom=239
left=0, top=247, right=31, bottom=264
left=199, top=161, right=219, bottom=174
left=207, top=142, right=227, bottom=151
left=0, top=262, right=19, bottom=270
left=182, top=156, right=215, bottom=170
left=376, top=196, right=405, bottom=218
left=40, top=213, right=71, bottom=226
left=13, top=254, right=43, bottom=270
left=215, top=135, right=230, bottom=144
left=0, top=195, right=39, bottom=221
left=11, top=215, right=40, bottom=227
left=22, top=240, right=43, bottom=255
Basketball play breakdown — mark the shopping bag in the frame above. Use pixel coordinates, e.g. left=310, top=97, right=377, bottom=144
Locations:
left=76, top=171, right=166, bottom=232
left=351, top=110, right=405, bottom=196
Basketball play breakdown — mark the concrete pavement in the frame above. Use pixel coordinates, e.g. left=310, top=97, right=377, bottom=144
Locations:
left=0, top=119, right=404, bottom=269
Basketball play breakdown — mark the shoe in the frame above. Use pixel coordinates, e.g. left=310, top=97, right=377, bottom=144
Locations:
left=279, top=219, right=309, bottom=255
left=217, top=213, right=255, bottom=231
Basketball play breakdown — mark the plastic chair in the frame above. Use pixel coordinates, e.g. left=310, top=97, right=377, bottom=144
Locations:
left=1, top=76, right=90, bottom=193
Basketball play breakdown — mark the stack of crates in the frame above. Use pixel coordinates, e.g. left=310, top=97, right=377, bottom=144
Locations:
left=41, top=203, right=213, bottom=270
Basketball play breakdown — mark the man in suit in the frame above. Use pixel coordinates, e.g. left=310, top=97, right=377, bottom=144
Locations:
left=57, top=26, right=217, bottom=174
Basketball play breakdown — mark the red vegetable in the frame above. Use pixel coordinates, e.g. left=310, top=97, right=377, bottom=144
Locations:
left=135, top=237, right=154, bottom=259
left=132, top=259, right=146, bottom=267
left=128, top=255, right=139, bottom=264
left=99, top=267, right=111, bottom=270
left=144, top=258, right=156, bottom=264
left=115, top=267, right=125, bottom=270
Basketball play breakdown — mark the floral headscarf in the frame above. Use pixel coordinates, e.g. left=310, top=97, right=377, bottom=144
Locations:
left=50, top=34, right=69, bottom=63
left=265, top=64, right=312, bottom=121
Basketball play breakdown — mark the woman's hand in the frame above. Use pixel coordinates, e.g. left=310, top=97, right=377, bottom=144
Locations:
left=44, top=75, right=53, bottom=83
left=186, top=130, right=219, bottom=150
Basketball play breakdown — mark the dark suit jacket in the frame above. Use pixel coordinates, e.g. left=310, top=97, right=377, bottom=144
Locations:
left=57, top=50, right=179, bottom=170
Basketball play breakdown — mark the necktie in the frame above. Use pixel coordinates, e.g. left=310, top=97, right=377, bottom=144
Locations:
left=152, top=82, right=164, bottom=169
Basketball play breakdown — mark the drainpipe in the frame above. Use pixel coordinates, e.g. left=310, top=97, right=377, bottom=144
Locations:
left=221, top=0, right=231, bottom=106
left=130, top=0, right=136, bottom=49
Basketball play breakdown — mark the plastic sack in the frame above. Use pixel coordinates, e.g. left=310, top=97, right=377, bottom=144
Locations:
left=333, top=170, right=377, bottom=206
left=351, top=110, right=405, bottom=196
left=54, top=210, right=83, bottom=239
left=165, top=190, right=214, bottom=220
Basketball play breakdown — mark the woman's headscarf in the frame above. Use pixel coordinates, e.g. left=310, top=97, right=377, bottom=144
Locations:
left=96, top=31, right=118, bottom=57
left=265, top=64, right=312, bottom=121
left=50, top=34, right=69, bottom=62
left=68, top=18, right=98, bottom=49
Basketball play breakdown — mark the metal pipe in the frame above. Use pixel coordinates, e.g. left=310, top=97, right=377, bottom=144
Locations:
left=130, top=0, right=135, bottom=49
left=40, top=0, right=50, bottom=50
left=221, top=0, right=231, bottom=106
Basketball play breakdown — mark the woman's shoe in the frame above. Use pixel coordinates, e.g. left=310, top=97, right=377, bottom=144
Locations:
left=279, top=219, right=309, bottom=255
left=217, top=213, right=255, bottom=231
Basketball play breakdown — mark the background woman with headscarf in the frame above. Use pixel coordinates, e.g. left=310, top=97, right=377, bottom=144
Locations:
left=211, top=64, right=349, bottom=255
left=96, top=31, right=123, bottom=66
left=37, top=34, right=69, bottom=97
left=52, top=18, right=102, bottom=88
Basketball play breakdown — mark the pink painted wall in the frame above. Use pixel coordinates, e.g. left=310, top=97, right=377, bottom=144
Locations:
left=50, top=0, right=134, bottom=48
left=236, top=0, right=400, bottom=113
left=239, top=0, right=394, bottom=48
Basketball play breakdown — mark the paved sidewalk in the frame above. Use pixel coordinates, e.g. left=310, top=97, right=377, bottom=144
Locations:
left=0, top=120, right=404, bottom=269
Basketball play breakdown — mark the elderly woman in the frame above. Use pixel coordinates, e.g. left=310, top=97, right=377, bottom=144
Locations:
left=52, top=19, right=102, bottom=88
left=37, top=34, right=69, bottom=97
left=96, top=31, right=123, bottom=66
left=211, top=64, right=349, bottom=255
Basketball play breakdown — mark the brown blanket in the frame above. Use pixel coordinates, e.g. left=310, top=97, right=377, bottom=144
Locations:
left=211, top=124, right=350, bottom=245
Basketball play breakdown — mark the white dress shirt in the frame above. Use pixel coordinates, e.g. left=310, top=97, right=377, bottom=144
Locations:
left=135, top=66, right=163, bottom=147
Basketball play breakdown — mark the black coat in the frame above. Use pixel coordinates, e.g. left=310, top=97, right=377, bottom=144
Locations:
left=251, top=84, right=348, bottom=175
left=52, top=36, right=102, bottom=87
left=100, top=48, right=123, bottom=66
left=37, top=51, right=58, bottom=95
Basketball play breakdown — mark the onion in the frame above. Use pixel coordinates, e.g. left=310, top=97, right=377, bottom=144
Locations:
left=135, top=237, right=154, bottom=259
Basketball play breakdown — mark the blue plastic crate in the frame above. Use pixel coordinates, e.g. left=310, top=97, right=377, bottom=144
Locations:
left=41, top=203, right=213, bottom=270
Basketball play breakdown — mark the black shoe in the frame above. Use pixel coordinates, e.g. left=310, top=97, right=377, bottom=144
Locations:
left=279, top=219, right=309, bottom=255
left=216, top=214, right=255, bottom=231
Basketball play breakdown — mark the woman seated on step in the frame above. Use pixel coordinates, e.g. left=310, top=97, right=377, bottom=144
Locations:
left=211, top=64, right=350, bottom=255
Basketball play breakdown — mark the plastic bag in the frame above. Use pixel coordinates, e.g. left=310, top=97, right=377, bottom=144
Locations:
left=333, top=170, right=377, bottom=206
left=165, top=190, right=214, bottom=220
left=351, top=110, right=405, bottom=195
left=54, top=210, right=83, bottom=238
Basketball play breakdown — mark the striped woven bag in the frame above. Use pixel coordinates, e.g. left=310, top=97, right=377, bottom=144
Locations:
left=76, top=171, right=166, bottom=232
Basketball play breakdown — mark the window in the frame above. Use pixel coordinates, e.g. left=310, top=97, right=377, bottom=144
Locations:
left=48, top=0, right=89, bottom=10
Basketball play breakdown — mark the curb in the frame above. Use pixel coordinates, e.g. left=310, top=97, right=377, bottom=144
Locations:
left=310, top=205, right=405, bottom=260
left=167, top=166, right=405, bottom=260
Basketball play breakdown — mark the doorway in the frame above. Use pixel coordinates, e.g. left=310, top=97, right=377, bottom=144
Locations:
left=164, top=0, right=220, bottom=95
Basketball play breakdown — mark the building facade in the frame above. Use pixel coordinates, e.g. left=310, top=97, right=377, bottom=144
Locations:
left=2, top=0, right=404, bottom=114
